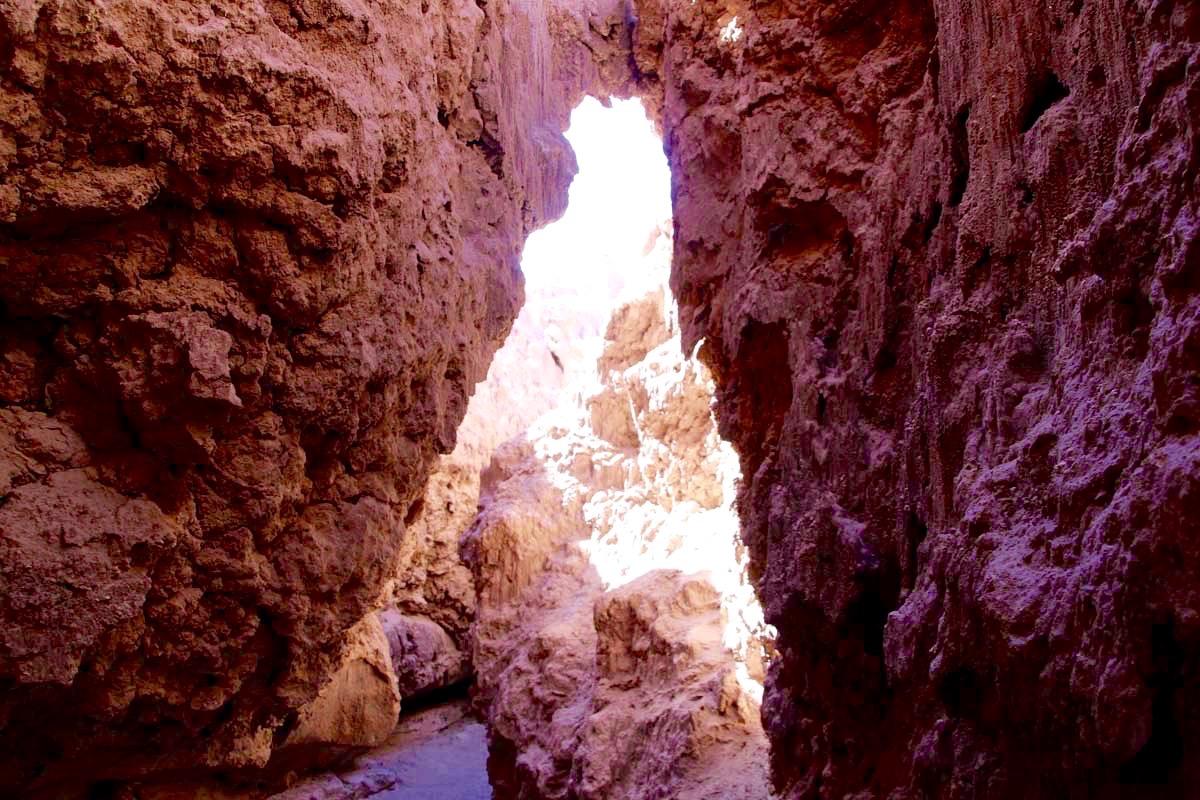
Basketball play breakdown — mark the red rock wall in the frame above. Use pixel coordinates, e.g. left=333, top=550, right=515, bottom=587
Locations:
left=3, top=0, right=1197, bottom=795
left=631, top=0, right=1199, bottom=796
left=0, top=0, right=629, bottom=794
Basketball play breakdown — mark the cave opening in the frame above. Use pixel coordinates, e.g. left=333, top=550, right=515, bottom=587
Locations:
left=455, top=93, right=777, bottom=797
left=520, top=95, right=672, bottom=309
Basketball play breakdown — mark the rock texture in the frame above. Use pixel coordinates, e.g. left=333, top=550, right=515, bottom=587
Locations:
left=0, top=0, right=633, bottom=794
left=377, top=278, right=613, bottom=701
left=465, top=277, right=772, bottom=800
left=627, top=0, right=1200, bottom=796
left=3, top=0, right=1197, bottom=796
left=378, top=611, right=470, bottom=701
left=282, top=615, right=400, bottom=759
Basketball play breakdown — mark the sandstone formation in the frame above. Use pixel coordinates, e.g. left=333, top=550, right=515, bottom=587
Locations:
left=627, top=0, right=1200, bottom=796
left=0, top=0, right=633, bottom=794
left=1, top=0, right=1197, bottom=795
left=282, top=615, right=400, bottom=760
left=377, top=242, right=623, bottom=699
left=465, top=277, right=773, bottom=800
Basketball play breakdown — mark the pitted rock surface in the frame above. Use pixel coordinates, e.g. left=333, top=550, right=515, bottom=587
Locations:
left=0, top=0, right=1197, bottom=797
left=628, top=0, right=1200, bottom=796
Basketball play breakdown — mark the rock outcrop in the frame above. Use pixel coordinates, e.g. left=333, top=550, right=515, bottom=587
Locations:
left=628, top=0, right=1200, bottom=796
left=0, top=0, right=633, bottom=794
left=378, top=249, right=618, bottom=699
left=378, top=611, right=470, bottom=702
left=465, top=275, right=772, bottom=800
left=281, top=615, right=400, bottom=760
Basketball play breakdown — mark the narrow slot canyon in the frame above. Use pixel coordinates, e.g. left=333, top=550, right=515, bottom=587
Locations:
left=0, top=1, right=1197, bottom=799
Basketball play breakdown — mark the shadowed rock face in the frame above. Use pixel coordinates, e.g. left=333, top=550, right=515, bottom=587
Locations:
left=0, top=0, right=632, bottom=794
left=629, top=0, right=1200, bottom=796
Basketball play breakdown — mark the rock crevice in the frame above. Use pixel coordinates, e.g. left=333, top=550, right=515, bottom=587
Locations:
left=465, top=270, right=773, bottom=800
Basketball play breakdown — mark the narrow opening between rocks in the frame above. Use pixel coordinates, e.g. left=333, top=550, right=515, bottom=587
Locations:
left=271, top=97, right=772, bottom=800
left=459, top=95, right=776, bottom=800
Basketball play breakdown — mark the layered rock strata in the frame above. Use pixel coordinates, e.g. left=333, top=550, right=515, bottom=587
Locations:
left=0, top=0, right=632, bottom=793
left=465, top=278, right=773, bottom=800
left=628, top=0, right=1200, bottom=796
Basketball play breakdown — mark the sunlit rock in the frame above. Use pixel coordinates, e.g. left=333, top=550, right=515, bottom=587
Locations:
left=285, top=616, right=401, bottom=754
left=465, top=265, right=774, bottom=800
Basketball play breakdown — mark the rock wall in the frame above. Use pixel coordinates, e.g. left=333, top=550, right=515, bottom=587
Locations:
left=0, top=0, right=633, bottom=794
left=465, top=274, right=773, bottom=800
left=629, top=0, right=1200, bottom=796
left=280, top=615, right=400, bottom=761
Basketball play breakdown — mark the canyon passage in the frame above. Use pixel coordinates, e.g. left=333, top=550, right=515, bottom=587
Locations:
left=1, top=1, right=1199, bottom=799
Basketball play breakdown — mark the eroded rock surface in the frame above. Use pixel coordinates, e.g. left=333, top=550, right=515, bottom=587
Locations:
left=465, top=277, right=772, bottom=800
left=0, top=0, right=633, bottom=793
left=628, top=0, right=1200, bottom=796
left=282, top=615, right=401, bottom=761
left=378, top=611, right=470, bottom=701
left=378, top=248, right=620, bottom=699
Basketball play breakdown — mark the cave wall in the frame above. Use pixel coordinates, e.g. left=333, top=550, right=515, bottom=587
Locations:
left=0, top=0, right=631, bottom=794
left=629, top=0, right=1200, bottom=796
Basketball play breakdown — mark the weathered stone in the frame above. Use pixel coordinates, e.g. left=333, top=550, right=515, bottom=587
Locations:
left=1, top=0, right=1197, bottom=796
left=465, top=277, right=772, bottom=800
left=377, top=611, right=469, bottom=701
left=630, top=0, right=1200, bottom=795
left=285, top=615, right=400, bottom=753
left=0, top=0, right=633, bottom=793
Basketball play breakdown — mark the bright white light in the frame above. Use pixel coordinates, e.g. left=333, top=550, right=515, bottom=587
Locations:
left=520, top=97, right=672, bottom=300
left=719, top=15, right=743, bottom=43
